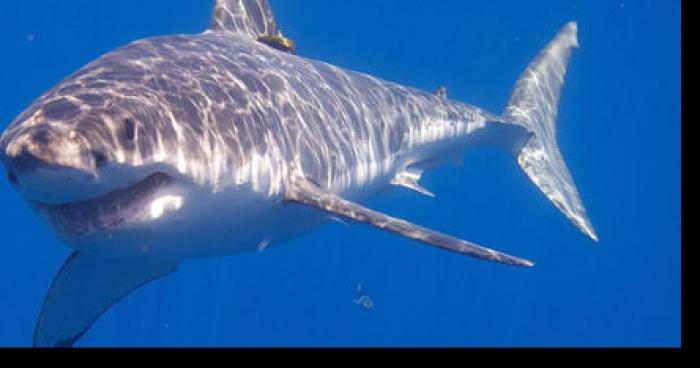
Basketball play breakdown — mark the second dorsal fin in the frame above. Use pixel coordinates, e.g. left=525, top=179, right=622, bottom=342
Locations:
left=434, top=86, right=448, bottom=99
left=209, top=0, right=295, bottom=53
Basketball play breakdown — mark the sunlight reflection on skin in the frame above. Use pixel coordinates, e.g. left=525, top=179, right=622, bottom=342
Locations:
left=149, top=195, right=183, bottom=220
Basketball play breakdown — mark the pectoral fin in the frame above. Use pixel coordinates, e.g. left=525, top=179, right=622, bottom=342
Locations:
left=285, top=178, right=534, bottom=267
left=34, top=252, right=178, bottom=347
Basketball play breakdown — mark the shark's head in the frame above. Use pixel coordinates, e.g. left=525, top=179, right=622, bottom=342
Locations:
left=1, top=34, right=294, bottom=259
left=0, top=51, right=201, bottom=256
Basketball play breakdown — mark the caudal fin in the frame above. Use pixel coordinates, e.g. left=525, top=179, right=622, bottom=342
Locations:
left=504, top=22, right=598, bottom=242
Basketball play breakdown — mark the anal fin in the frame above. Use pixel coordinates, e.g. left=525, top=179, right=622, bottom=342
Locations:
left=285, top=178, right=534, bottom=267
left=34, top=252, right=178, bottom=347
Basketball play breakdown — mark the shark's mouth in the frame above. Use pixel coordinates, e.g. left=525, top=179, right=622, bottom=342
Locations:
left=34, top=172, right=173, bottom=236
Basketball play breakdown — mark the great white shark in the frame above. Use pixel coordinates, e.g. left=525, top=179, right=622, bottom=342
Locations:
left=0, top=0, right=597, bottom=347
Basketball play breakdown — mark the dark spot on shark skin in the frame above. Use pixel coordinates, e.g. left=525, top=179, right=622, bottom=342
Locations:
left=43, top=99, right=81, bottom=121
left=123, top=119, right=136, bottom=141
left=100, top=63, right=146, bottom=83
left=76, top=94, right=105, bottom=108
left=32, top=129, right=51, bottom=146
left=93, top=151, right=107, bottom=168
left=85, top=82, right=109, bottom=90
left=227, top=88, right=248, bottom=108
left=55, top=84, right=82, bottom=96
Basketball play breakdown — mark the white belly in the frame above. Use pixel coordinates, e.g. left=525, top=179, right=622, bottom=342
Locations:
left=60, top=181, right=332, bottom=260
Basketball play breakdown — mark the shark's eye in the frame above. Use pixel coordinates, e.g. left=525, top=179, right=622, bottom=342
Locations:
left=123, top=119, right=136, bottom=141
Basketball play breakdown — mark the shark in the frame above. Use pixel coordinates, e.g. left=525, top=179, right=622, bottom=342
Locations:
left=0, top=0, right=597, bottom=347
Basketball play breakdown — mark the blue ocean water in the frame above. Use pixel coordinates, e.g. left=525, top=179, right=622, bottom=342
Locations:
left=0, top=0, right=680, bottom=347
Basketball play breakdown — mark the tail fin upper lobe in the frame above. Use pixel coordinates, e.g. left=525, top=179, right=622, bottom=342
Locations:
left=504, top=22, right=598, bottom=241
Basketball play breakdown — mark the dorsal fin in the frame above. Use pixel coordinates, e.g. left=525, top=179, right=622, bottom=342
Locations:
left=209, top=0, right=280, bottom=36
left=209, top=0, right=295, bottom=53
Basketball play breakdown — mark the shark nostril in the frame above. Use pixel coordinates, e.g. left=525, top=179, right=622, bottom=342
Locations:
left=32, top=129, right=51, bottom=146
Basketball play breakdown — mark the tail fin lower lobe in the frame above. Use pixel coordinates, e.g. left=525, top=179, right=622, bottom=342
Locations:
left=504, top=22, right=597, bottom=241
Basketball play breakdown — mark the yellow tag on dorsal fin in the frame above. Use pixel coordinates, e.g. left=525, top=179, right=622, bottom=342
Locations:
left=257, top=34, right=296, bottom=54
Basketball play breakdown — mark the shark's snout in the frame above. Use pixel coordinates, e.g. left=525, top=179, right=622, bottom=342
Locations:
left=1, top=126, right=103, bottom=204
left=0, top=147, right=17, bottom=186
left=4, top=144, right=54, bottom=178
